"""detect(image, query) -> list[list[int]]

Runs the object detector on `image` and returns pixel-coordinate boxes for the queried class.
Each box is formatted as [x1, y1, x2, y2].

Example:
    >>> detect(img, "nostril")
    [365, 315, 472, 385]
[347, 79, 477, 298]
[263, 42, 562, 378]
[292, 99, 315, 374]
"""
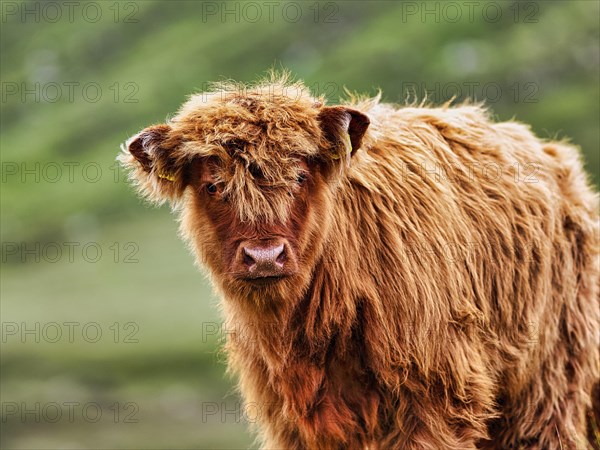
[275, 248, 286, 266]
[242, 249, 256, 268]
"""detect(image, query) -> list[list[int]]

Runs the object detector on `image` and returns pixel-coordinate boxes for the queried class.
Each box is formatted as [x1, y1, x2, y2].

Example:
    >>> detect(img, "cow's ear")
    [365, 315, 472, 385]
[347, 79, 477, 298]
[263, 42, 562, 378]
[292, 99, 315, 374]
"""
[118, 124, 189, 205]
[317, 106, 370, 164]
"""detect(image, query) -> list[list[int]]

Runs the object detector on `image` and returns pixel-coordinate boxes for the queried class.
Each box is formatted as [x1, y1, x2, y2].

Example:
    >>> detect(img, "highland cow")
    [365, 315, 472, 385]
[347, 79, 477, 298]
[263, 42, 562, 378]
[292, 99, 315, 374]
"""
[120, 74, 599, 450]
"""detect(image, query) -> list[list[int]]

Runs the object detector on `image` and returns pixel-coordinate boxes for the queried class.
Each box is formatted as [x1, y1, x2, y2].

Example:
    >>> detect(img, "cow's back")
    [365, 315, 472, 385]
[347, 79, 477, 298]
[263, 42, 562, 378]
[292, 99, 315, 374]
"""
[342, 102, 599, 394]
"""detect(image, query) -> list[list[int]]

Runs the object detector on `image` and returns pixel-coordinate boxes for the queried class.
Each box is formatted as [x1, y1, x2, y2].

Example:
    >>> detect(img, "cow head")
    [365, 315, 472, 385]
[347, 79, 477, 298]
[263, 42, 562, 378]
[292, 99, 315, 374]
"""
[119, 78, 370, 310]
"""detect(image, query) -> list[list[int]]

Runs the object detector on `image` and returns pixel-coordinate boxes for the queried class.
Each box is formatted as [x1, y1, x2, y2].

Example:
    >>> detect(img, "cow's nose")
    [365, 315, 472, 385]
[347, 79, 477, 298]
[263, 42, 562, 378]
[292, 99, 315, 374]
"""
[233, 238, 298, 280]
[242, 243, 286, 274]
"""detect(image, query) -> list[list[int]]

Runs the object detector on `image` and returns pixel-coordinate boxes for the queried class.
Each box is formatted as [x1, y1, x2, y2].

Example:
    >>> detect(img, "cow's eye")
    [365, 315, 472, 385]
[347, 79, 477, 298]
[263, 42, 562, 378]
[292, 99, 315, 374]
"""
[206, 183, 218, 194]
[297, 173, 307, 185]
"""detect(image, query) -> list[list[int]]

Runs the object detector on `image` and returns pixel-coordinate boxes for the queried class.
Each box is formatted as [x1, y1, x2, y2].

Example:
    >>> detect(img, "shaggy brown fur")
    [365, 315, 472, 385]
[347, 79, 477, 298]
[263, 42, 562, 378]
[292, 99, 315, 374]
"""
[120, 73, 599, 450]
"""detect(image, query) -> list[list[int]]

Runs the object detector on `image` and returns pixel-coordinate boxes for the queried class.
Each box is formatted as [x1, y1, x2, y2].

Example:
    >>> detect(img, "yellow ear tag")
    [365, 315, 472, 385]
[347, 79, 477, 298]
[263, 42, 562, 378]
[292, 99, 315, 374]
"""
[157, 171, 176, 182]
[332, 133, 352, 160]
[345, 132, 352, 155]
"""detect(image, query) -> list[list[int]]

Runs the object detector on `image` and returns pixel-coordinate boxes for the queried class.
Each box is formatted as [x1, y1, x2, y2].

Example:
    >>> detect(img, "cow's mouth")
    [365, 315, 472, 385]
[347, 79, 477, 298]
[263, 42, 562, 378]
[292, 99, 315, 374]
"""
[244, 275, 288, 286]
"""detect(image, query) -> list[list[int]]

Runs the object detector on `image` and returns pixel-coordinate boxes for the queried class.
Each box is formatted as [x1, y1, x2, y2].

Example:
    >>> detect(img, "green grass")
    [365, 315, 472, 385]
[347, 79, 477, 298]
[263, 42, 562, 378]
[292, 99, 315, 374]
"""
[1, 214, 255, 449]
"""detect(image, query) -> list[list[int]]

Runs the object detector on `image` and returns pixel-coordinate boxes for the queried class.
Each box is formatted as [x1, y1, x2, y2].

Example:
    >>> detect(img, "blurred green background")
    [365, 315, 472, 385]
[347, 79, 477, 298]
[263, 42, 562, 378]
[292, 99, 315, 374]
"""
[1, 1, 598, 448]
